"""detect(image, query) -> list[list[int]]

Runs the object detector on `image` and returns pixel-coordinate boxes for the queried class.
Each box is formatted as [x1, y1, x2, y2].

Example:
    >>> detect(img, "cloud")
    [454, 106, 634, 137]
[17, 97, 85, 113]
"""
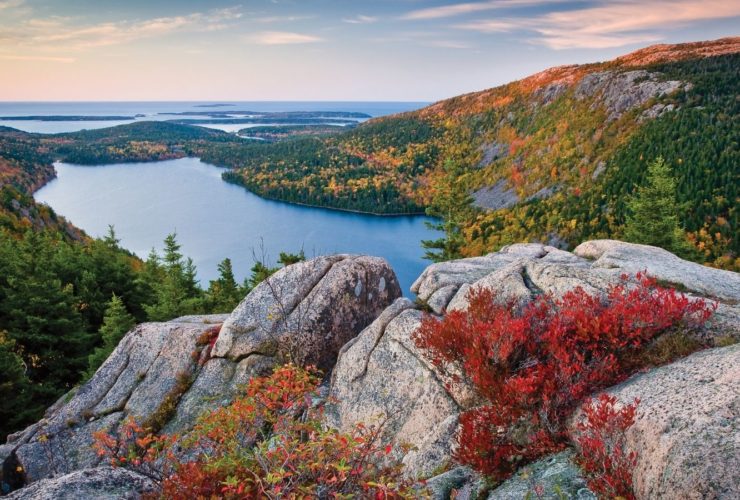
[0, 54, 75, 63]
[425, 40, 474, 49]
[0, 6, 242, 50]
[401, 0, 559, 21]
[250, 15, 314, 24]
[454, 20, 519, 33]
[0, 0, 24, 10]
[249, 31, 323, 45]
[343, 15, 378, 24]
[455, 0, 740, 49]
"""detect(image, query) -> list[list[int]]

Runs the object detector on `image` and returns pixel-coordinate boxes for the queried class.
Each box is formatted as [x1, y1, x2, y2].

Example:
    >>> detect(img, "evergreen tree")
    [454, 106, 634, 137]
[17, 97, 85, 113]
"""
[144, 233, 203, 321]
[103, 224, 120, 249]
[422, 160, 474, 262]
[0, 333, 33, 440]
[85, 294, 135, 379]
[624, 157, 694, 257]
[278, 250, 305, 266]
[0, 233, 92, 400]
[206, 258, 244, 313]
[245, 261, 278, 292]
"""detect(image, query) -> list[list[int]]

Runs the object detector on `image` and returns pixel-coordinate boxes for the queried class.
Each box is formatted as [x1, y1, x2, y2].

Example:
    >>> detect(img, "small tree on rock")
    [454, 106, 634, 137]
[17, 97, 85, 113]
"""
[86, 293, 135, 379]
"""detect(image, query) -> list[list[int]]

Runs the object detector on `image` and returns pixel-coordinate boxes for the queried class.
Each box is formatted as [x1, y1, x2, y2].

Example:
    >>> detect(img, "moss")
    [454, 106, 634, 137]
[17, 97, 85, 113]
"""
[714, 335, 738, 348]
[142, 370, 195, 434]
[632, 330, 703, 367]
[414, 297, 433, 313]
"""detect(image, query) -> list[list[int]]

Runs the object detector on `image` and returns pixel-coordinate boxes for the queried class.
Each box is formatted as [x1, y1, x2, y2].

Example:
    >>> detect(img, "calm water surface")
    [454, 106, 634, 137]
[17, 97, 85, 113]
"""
[34, 158, 438, 294]
[0, 101, 427, 133]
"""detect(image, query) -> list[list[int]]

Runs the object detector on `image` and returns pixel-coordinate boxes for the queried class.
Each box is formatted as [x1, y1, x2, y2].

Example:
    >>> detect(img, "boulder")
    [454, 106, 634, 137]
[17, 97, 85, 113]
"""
[570, 344, 740, 500]
[2, 254, 400, 494]
[6, 467, 155, 500]
[488, 451, 595, 500]
[325, 298, 466, 479]
[574, 240, 740, 302]
[213, 254, 401, 370]
[330, 241, 740, 487]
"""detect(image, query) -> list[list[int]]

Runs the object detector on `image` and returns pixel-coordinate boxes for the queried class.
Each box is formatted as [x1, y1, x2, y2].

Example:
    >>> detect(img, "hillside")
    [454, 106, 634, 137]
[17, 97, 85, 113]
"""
[215, 37, 738, 267]
[1, 39, 735, 265]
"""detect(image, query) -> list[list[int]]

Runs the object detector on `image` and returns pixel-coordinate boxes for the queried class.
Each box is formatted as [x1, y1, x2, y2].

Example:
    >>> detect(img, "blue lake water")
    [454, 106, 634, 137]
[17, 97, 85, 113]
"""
[0, 101, 427, 133]
[34, 158, 439, 294]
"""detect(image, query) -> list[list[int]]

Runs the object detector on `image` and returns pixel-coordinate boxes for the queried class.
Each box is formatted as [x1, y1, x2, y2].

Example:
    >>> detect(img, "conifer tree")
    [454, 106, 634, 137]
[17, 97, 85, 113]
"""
[85, 294, 135, 379]
[0, 333, 33, 440]
[422, 160, 474, 262]
[624, 157, 694, 257]
[145, 233, 204, 321]
[206, 258, 244, 313]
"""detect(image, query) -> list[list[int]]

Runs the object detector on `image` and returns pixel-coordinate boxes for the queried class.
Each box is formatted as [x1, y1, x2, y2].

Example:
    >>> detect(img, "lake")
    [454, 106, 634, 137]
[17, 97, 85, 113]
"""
[34, 158, 439, 294]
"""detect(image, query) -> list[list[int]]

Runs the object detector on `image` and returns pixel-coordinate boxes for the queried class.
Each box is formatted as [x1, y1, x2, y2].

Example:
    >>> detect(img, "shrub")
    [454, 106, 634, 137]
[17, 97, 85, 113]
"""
[575, 395, 639, 500]
[94, 364, 414, 499]
[412, 274, 713, 480]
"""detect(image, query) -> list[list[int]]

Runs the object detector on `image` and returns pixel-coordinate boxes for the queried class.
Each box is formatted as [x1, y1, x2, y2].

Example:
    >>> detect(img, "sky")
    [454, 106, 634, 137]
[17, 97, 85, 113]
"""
[0, 0, 738, 101]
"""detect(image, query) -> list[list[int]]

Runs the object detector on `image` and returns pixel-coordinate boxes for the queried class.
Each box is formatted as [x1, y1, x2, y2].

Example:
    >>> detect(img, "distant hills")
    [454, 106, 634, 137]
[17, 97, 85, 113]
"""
[0, 37, 737, 268]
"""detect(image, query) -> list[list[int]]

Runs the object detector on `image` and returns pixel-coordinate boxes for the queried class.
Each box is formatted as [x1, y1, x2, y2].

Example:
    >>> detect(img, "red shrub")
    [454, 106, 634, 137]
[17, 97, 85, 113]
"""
[576, 394, 639, 500]
[413, 274, 713, 479]
[94, 364, 414, 499]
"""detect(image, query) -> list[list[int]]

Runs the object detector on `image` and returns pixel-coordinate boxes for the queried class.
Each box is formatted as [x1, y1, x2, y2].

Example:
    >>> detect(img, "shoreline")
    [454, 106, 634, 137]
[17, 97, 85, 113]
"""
[38, 156, 432, 219]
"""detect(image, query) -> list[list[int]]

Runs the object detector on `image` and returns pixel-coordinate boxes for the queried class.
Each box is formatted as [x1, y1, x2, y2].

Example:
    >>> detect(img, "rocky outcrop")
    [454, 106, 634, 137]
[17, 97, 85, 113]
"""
[471, 179, 519, 211]
[477, 141, 508, 168]
[213, 254, 400, 370]
[2, 255, 400, 495]
[570, 344, 740, 500]
[574, 70, 688, 121]
[5, 242, 739, 499]
[488, 451, 595, 500]
[5, 467, 155, 500]
[574, 240, 740, 302]
[328, 240, 740, 485]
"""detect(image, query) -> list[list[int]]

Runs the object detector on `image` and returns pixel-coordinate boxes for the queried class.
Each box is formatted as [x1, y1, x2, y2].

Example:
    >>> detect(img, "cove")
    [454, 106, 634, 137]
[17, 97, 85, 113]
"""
[34, 157, 439, 294]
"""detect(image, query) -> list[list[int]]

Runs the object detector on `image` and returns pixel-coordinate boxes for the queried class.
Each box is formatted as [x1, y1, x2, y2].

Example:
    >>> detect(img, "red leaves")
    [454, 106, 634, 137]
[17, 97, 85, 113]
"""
[576, 395, 639, 500]
[413, 274, 714, 481]
[94, 364, 413, 499]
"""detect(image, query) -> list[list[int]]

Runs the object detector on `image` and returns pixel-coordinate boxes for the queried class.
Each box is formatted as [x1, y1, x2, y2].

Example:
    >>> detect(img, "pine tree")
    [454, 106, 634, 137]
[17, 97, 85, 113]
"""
[206, 258, 244, 313]
[0, 333, 33, 440]
[624, 157, 694, 257]
[422, 160, 474, 262]
[103, 224, 120, 249]
[278, 250, 305, 266]
[144, 233, 203, 321]
[85, 294, 135, 379]
[245, 261, 278, 291]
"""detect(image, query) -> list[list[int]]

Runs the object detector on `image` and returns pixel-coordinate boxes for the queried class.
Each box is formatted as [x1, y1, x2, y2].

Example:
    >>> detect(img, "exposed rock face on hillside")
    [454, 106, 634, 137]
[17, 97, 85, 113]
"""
[574, 70, 687, 121]
[328, 240, 740, 491]
[1, 255, 400, 495]
[472, 179, 520, 210]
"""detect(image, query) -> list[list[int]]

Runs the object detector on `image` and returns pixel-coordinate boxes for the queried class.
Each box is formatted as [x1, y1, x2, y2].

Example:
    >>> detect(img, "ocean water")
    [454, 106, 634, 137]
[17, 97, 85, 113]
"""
[34, 158, 439, 295]
[0, 101, 426, 133]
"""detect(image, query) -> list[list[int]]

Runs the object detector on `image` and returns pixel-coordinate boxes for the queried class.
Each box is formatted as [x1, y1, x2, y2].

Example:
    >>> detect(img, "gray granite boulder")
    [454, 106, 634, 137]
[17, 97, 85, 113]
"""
[570, 344, 740, 500]
[2, 254, 400, 495]
[488, 451, 595, 500]
[213, 254, 401, 370]
[6, 467, 155, 500]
